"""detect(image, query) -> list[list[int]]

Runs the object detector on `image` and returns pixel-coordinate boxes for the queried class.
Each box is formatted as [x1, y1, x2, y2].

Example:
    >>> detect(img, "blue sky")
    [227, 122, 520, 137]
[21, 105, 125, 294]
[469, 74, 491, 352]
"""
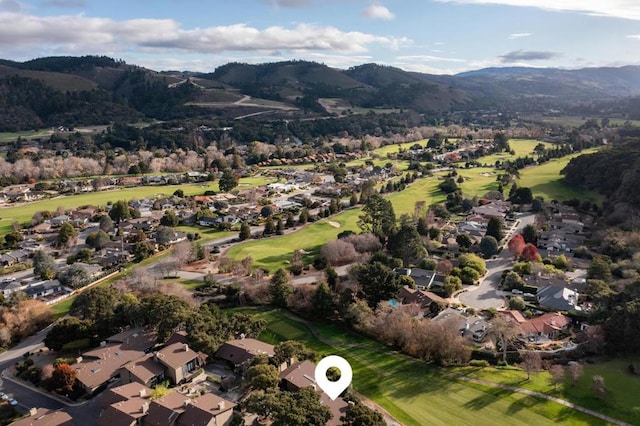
[1, 0, 640, 74]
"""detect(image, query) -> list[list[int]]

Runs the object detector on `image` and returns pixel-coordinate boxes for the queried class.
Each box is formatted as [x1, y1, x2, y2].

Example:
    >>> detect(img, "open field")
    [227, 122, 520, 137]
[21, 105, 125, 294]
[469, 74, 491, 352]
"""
[475, 139, 552, 166]
[231, 308, 609, 426]
[0, 176, 274, 236]
[226, 209, 361, 272]
[0, 130, 53, 143]
[454, 358, 640, 426]
[521, 115, 640, 128]
[517, 149, 601, 202]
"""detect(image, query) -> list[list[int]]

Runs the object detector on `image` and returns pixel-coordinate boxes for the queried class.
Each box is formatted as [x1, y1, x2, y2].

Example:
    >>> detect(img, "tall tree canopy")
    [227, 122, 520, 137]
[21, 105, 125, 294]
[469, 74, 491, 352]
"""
[357, 194, 396, 242]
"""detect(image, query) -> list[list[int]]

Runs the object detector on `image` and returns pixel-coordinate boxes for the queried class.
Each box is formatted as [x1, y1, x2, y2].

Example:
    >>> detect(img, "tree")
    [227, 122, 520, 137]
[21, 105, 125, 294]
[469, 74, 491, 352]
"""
[246, 363, 280, 391]
[458, 253, 486, 275]
[356, 262, 401, 307]
[160, 210, 179, 227]
[491, 315, 520, 363]
[133, 241, 155, 260]
[219, 167, 239, 192]
[508, 296, 526, 311]
[57, 222, 77, 248]
[276, 217, 284, 235]
[588, 256, 612, 281]
[156, 226, 176, 246]
[520, 351, 542, 380]
[109, 200, 131, 224]
[44, 317, 93, 351]
[325, 265, 339, 289]
[387, 225, 426, 267]
[521, 224, 538, 244]
[456, 233, 472, 249]
[270, 268, 292, 308]
[567, 363, 583, 386]
[443, 275, 462, 297]
[341, 401, 385, 426]
[58, 264, 90, 289]
[584, 279, 612, 300]
[549, 364, 565, 391]
[33, 250, 57, 280]
[51, 363, 76, 394]
[298, 208, 309, 224]
[239, 222, 252, 241]
[273, 340, 316, 367]
[508, 234, 525, 258]
[480, 236, 499, 257]
[486, 217, 504, 241]
[70, 286, 122, 322]
[311, 282, 335, 319]
[592, 375, 607, 399]
[357, 194, 396, 242]
[521, 243, 541, 262]
[510, 187, 533, 204]
[99, 215, 114, 233]
[263, 217, 276, 235]
[86, 230, 110, 249]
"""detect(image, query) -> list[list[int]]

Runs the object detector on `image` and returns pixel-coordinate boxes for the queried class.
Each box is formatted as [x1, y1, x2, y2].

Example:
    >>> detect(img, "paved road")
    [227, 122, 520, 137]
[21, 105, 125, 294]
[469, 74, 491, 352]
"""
[459, 213, 536, 310]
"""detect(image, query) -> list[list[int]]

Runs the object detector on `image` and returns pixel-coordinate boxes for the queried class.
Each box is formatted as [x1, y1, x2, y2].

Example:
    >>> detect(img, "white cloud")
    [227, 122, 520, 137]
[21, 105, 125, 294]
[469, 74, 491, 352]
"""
[627, 35, 640, 40]
[362, 3, 395, 20]
[0, 12, 411, 55]
[396, 54, 466, 63]
[436, 0, 640, 21]
[508, 32, 532, 39]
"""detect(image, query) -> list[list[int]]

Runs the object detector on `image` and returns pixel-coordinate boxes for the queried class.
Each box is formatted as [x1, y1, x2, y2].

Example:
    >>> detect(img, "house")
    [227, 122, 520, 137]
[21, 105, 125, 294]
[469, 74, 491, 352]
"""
[11, 408, 74, 426]
[154, 342, 208, 385]
[397, 286, 446, 312]
[537, 285, 581, 311]
[519, 312, 572, 343]
[119, 353, 166, 388]
[22, 280, 66, 301]
[395, 268, 436, 289]
[434, 308, 489, 342]
[0, 250, 30, 267]
[143, 392, 187, 426]
[198, 216, 218, 227]
[177, 393, 236, 426]
[216, 338, 275, 367]
[279, 360, 349, 426]
[30, 222, 53, 234]
[49, 215, 71, 227]
[472, 200, 510, 219]
[98, 382, 152, 426]
[74, 328, 156, 395]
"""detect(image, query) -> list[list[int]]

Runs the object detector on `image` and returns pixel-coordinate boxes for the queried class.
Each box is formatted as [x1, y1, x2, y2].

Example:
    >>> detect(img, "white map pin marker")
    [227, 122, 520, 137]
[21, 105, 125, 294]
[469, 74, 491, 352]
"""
[314, 355, 353, 400]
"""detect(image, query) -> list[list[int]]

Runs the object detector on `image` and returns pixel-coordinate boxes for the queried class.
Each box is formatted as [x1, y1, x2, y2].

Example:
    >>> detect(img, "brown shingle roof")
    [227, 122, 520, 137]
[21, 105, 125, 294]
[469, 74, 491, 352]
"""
[143, 392, 188, 426]
[177, 394, 236, 426]
[280, 360, 317, 391]
[98, 399, 149, 426]
[156, 343, 203, 370]
[11, 409, 74, 426]
[122, 353, 166, 384]
[99, 382, 151, 410]
[216, 338, 275, 365]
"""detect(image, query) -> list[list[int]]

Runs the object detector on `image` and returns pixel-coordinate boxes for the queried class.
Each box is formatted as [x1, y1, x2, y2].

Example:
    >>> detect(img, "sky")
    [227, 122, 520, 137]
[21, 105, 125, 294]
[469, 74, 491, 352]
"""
[1, 0, 640, 74]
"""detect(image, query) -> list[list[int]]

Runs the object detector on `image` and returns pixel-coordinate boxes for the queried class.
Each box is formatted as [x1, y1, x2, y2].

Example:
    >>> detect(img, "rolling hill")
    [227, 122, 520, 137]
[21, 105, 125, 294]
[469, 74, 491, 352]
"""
[3, 55, 640, 131]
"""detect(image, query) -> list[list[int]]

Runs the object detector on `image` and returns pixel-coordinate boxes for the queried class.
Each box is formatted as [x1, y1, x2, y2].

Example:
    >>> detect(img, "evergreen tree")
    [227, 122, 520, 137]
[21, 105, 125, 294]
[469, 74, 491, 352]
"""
[357, 194, 396, 242]
[239, 222, 252, 241]
[270, 268, 292, 308]
[486, 217, 504, 241]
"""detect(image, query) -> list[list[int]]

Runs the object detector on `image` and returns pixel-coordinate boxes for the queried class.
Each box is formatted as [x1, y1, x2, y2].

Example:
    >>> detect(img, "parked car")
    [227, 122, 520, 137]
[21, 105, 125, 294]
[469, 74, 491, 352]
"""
[1, 276, 15, 283]
[0, 392, 7, 400]
[8, 398, 17, 406]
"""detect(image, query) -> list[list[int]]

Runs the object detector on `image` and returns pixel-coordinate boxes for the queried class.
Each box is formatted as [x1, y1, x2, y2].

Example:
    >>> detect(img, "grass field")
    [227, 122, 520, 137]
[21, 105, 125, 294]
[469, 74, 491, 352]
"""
[226, 209, 361, 272]
[454, 358, 640, 426]
[231, 308, 609, 426]
[474, 139, 552, 166]
[0, 176, 273, 236]
[517, 149, 601, 202]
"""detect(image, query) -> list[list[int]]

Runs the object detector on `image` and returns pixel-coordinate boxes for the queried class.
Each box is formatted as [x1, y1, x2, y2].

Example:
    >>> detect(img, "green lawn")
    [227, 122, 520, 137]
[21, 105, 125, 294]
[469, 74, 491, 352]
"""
[230, 308, 609, 426]
[0, 176, 274, 236]
[474, 139, 552, 166]
[517, 149, 601, 202]
[453, 358, 640, 426]
[226, 209, 361, 272]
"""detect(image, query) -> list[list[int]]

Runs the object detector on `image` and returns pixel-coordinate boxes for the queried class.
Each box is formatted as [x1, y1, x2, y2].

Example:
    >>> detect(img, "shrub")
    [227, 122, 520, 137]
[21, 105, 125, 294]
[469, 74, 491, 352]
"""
[469, 360, 490, 367]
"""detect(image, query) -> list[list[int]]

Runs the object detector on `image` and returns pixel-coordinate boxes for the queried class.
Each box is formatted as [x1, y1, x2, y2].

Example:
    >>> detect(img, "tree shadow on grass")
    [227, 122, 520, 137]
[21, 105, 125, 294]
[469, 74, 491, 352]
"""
[462, 387, 512, 411]
[505, 394, 544, 415]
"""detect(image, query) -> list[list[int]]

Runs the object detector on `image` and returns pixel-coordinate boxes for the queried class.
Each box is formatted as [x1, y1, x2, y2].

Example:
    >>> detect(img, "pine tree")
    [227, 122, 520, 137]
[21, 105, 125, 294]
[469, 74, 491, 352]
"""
[269, 268, 292, 308]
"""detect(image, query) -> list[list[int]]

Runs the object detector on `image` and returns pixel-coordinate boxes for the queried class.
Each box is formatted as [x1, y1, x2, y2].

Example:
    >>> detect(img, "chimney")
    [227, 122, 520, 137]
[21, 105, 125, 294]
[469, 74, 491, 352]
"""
[184, 343, 189, 352]
[29, 407, 38, 416]
[217, 401, 225, 410]
[240, 333, 246, 340]
[184, 399, 191, 408]
[139, 388, 147, 398]
[75, 356, 83, 364]
[141, 402, 149, 414]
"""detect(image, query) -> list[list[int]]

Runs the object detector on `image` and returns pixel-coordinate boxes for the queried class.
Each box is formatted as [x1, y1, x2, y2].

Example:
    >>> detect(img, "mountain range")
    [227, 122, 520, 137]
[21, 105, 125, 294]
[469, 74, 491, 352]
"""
[2, 55, 640, 131]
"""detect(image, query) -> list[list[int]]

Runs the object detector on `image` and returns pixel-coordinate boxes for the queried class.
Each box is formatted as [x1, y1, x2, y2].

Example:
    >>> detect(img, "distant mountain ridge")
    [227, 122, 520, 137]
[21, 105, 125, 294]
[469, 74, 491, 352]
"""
[2, 55, 640, 131]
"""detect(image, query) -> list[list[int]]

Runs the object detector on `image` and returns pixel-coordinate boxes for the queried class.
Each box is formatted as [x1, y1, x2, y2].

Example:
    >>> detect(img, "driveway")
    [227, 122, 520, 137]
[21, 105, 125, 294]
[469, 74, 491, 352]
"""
[459, 212, 536, 310]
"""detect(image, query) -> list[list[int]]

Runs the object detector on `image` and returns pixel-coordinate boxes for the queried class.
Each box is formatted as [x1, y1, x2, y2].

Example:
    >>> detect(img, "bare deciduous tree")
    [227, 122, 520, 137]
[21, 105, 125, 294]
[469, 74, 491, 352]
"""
[490, 315, 520, 363]
[548, 364, 565, 391]
[567, 363, 584, 386]
[592, 375, 607, 399]
[520, 351, 542, 380]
